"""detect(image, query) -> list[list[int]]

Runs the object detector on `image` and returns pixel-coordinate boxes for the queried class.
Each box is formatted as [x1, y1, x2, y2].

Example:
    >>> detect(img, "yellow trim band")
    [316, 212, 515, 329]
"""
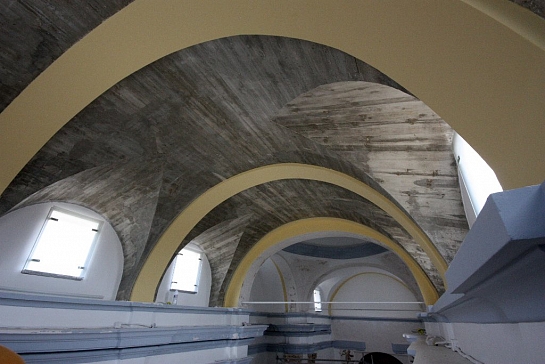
[271, 259, 289, 313]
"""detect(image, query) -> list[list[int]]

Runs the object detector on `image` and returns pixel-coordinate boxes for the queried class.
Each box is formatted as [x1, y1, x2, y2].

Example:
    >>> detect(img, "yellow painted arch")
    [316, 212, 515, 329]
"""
[131, 163, 446, 302]
[0, 0, 544, 198]
[224, 218, 439, 307]
[270, 259, 289, 313]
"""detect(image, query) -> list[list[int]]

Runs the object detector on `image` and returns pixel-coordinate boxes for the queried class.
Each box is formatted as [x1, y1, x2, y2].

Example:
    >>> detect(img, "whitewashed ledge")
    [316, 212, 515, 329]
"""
[0, 325, 266, 364]
[0, 291, 251, 328]
[0, 291, 267, 364]
[408, 340, 471, 364]
[0, 325, 268, 353]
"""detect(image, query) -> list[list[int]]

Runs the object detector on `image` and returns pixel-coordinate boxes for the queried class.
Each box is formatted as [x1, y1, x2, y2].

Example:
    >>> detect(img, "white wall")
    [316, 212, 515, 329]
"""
[0, 202, 123, 300]
[155, 243, 211, 307]
[330, 272, 421, 318]
[452, 132, 503, 227]
[247, 258, 286, 312]
[425, 321, 545, 364]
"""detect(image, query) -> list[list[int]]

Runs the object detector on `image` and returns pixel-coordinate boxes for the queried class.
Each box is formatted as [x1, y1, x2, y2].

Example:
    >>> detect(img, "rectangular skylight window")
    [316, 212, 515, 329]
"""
[22, 208, 102, 280]
[170, 248, 203, 293]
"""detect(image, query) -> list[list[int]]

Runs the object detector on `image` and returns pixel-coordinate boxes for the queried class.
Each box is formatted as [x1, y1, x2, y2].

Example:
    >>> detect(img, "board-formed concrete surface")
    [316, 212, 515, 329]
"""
[1, 1, 543, 304]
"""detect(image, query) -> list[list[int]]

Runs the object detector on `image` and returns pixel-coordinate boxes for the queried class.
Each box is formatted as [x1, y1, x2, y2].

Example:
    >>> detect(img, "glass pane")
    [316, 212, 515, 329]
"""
[171, 249, 202, 292]
[25, 209, 100, 278]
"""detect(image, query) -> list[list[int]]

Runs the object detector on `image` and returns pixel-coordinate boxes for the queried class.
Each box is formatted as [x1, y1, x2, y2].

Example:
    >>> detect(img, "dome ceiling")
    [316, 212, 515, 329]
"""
[283, 240, 388, 260]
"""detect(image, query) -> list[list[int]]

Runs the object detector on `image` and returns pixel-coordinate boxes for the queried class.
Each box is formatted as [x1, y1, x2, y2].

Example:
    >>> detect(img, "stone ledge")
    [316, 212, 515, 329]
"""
[19, 338, 257, 364]
[0, 325, 268, 354]
[408, 340, 471, 364]
[248, 340, 366, 355]
[265, 323, 331, 336]
[0, 291, 250, 315]
[432, 182, 545, 323]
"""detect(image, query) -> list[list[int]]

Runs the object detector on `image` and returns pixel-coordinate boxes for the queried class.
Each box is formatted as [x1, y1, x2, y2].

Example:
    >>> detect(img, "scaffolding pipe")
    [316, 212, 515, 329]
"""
[276, 355, 364, 363]
[276, 360, 362, 363]
[243, 301, 423, 304]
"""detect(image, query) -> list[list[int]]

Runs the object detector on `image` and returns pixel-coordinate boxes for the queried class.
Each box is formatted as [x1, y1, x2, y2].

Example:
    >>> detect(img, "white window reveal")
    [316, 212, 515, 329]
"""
[453, 133, 503, 227]
[170, 247, 203, 293]
[22, 208, 102, 280]
[314, 289, 322, 312]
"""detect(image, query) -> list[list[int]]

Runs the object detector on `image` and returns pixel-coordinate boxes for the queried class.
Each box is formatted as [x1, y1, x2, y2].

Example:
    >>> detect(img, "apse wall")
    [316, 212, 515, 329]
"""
[0, 202, 123, 300]
[329, 272, 420, 318]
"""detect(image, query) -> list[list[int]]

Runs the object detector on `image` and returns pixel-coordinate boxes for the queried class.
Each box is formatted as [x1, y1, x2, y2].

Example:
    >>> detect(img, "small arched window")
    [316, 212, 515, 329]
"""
[22, 207, 102, 280]
[313, 288, 322, 312]
[170, 246, 203, 293]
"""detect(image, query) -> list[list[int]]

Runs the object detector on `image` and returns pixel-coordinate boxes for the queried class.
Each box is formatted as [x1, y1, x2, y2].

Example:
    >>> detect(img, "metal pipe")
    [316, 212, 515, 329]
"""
[243, 301, 424, 304]
[276, 356, 363, 363]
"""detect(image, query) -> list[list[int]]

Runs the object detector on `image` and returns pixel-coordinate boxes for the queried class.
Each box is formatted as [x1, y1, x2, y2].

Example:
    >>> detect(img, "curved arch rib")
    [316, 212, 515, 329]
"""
[224, 217, 438, 307]
[131, 163, 446, 303]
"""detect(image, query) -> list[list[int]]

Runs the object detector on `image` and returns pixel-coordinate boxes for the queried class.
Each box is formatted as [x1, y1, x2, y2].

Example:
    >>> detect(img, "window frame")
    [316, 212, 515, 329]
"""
[21, 207, 102, 281]
[169, 246, 204, 294]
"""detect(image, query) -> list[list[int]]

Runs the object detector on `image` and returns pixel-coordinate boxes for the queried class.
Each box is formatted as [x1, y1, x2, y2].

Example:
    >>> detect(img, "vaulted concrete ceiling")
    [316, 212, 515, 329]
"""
[0, 1, 543, 305]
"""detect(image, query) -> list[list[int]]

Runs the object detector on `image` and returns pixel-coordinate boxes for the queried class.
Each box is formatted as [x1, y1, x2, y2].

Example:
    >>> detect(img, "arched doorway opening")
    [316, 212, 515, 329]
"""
[362, 352, 403, 364]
